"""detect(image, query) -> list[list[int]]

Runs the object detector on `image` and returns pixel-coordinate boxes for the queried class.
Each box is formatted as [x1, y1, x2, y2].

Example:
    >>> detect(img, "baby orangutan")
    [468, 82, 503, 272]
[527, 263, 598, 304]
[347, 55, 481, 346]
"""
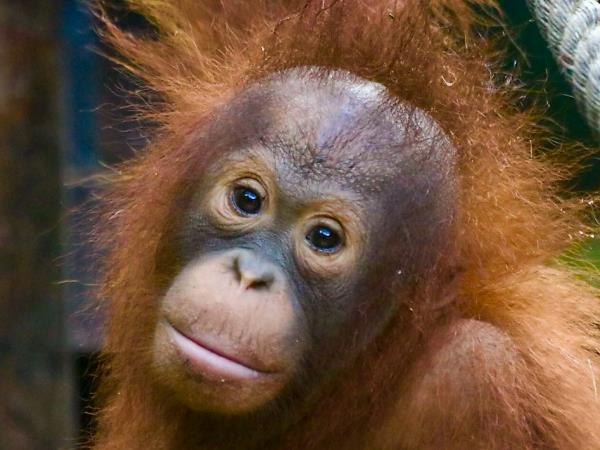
[92, 1, 600, 449]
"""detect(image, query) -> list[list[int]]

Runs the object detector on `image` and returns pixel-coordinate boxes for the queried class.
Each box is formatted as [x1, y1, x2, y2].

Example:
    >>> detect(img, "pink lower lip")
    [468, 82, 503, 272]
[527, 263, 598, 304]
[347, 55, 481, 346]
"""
[165, 323, 267, 380]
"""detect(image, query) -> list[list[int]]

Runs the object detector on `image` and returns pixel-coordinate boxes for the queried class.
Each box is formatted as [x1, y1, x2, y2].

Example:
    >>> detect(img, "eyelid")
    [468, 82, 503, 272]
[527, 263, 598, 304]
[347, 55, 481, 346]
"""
[307, 217, 344, 238]
[229, 177, 268, 216]
[312, 215, 344, 233]
[203, 174, 273, 232]
[294, 212, 360, 277]
[231, 177, 267, 200]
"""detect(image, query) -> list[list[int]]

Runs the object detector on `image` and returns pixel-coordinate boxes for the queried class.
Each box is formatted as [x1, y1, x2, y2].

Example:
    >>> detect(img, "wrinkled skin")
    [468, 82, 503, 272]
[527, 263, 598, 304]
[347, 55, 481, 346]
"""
[151, 68, 457, 418]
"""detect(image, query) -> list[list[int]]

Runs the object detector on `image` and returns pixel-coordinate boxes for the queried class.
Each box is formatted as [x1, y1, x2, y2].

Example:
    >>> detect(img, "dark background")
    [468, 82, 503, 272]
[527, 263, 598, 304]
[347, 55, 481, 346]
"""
[0, 1, 597, 449]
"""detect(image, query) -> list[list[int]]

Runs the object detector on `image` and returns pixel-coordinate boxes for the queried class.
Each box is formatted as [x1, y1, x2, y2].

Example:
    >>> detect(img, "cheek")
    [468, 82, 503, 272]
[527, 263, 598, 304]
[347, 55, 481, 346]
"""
[304, 271, 399, 362]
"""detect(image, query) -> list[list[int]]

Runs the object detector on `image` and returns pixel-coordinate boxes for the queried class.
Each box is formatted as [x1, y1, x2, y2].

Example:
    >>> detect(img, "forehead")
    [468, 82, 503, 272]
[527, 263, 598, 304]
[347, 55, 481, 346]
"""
[208, 68, 454, 196]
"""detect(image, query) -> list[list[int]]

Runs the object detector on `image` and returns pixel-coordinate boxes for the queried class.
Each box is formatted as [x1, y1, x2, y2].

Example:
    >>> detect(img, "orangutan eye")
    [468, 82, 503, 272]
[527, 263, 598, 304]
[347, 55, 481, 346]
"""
[306, 224, 343, 253]
[231, 186, 262, 216]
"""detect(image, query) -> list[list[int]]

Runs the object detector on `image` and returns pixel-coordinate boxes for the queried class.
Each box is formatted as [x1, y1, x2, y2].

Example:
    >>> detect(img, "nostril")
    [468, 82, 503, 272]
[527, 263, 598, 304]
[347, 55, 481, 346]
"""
[232, 251, 276, 290]
[246, 276, 272, 290]
[241, 269, 275, 290]
[232, 254, 242, 283]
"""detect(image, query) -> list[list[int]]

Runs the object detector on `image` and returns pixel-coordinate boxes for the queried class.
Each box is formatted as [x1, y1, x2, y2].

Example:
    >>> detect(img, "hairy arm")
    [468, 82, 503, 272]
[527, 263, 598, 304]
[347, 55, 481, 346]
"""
[376, 319, 535, 450]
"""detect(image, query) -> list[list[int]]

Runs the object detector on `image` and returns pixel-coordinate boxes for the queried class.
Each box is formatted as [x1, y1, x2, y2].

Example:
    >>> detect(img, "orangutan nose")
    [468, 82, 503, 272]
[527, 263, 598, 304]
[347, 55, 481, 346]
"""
[231, 249, 279, 290]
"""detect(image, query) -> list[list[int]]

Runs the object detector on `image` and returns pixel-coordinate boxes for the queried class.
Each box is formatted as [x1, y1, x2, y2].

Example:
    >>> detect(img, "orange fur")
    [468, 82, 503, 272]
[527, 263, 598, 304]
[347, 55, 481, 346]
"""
[92, 1, 600, 449]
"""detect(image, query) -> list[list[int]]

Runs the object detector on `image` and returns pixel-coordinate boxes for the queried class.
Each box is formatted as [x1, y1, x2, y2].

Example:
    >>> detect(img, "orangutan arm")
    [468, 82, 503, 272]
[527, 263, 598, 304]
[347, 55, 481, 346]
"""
[376, 319, 537, 450]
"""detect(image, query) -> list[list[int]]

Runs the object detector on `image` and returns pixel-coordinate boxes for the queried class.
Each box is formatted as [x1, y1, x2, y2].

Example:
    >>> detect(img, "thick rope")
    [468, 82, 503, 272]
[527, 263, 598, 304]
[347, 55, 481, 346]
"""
[528, 0, 600, 134]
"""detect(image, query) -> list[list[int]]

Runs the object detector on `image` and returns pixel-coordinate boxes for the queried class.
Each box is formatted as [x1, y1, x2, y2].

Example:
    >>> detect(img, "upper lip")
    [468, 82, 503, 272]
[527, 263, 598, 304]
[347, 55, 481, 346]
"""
[165, 320, 275, 375]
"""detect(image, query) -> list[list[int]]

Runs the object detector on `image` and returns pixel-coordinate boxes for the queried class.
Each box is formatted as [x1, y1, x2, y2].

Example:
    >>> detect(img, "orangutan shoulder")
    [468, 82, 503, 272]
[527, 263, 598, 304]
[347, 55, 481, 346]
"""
[373, 319, 527, 449]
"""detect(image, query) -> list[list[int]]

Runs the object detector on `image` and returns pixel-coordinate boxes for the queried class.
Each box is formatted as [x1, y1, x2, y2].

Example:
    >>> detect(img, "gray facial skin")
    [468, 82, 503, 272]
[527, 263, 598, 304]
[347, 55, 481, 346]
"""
[152, 67, 457, 421]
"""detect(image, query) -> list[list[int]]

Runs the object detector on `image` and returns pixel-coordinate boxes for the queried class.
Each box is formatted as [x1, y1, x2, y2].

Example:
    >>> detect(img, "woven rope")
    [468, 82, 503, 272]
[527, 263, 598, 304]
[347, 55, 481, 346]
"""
[529, 0, 600, 133]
